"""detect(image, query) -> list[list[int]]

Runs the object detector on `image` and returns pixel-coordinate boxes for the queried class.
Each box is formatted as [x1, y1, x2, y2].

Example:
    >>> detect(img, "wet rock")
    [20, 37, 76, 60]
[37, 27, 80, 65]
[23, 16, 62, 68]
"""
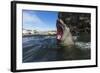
[58, 12, 91, 36]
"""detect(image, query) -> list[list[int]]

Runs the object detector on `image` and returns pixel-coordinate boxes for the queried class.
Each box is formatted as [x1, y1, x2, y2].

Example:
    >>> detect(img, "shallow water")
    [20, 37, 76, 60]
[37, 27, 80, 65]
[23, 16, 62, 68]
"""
[22, 35, 91, 63]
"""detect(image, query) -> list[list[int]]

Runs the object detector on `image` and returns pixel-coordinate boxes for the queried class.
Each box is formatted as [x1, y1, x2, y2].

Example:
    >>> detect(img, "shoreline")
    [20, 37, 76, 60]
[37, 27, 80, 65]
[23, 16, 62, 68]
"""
[23, 34, 56, 37]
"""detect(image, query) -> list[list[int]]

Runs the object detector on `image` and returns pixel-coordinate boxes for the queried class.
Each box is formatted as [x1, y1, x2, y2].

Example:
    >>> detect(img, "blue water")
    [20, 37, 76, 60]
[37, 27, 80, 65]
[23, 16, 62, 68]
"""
[22, 35, 90, 63]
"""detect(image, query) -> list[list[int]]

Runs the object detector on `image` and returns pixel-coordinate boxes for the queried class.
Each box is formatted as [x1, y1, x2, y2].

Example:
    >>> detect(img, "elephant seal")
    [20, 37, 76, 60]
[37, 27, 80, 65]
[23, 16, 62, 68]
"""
[56, 19, 74, 48]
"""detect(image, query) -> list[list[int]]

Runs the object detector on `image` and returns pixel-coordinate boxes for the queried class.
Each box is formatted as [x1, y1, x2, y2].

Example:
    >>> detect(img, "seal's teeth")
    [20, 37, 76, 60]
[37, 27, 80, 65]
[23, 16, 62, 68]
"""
[57, 35, 61, 40]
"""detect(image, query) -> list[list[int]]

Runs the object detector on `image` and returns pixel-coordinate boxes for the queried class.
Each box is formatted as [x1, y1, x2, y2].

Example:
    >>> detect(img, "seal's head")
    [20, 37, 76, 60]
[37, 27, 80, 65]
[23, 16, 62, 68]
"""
[56, 19, 74, 48]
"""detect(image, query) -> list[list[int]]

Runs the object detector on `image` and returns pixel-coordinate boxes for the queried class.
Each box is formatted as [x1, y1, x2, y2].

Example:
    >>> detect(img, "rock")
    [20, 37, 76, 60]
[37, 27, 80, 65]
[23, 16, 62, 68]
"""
[58, 12, 91, 36]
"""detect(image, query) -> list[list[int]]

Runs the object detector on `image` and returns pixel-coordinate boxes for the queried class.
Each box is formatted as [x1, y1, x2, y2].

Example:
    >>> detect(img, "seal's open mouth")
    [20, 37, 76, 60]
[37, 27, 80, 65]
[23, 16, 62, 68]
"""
[57, 22, 64, 40]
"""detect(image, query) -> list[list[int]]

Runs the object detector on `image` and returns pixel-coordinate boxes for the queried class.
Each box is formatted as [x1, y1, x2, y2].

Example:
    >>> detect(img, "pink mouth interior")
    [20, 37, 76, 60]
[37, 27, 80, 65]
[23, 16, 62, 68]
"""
[57, 24, 63, 40]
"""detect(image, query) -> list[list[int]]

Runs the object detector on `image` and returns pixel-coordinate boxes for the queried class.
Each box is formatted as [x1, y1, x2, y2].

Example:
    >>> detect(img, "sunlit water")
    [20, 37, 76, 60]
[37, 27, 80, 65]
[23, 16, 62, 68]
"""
[22, 35, 91, 63]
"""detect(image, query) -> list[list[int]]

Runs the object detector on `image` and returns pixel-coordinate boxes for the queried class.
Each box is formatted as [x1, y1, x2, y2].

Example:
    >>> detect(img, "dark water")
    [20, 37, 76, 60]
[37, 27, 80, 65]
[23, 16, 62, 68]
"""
[22, 35, 90, 63]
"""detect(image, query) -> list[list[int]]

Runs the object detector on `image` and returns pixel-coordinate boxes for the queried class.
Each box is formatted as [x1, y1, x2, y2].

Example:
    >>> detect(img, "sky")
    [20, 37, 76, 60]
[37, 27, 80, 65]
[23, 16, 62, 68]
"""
[23, 10, 58, 31]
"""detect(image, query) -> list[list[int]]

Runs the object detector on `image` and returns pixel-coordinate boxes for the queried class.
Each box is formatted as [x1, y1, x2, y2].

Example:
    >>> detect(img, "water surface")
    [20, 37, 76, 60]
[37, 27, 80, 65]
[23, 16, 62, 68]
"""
[22, 35, 90, 63]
